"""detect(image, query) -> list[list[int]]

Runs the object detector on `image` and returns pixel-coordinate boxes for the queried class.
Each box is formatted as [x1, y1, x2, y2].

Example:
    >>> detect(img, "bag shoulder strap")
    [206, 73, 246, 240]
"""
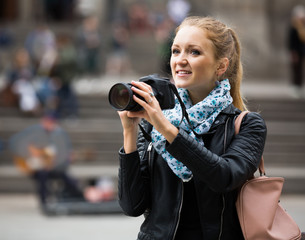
[235, 111, 266, 175]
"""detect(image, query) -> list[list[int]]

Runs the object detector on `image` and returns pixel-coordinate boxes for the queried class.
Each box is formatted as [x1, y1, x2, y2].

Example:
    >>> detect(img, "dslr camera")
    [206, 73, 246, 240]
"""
[108, 74, 175, 111]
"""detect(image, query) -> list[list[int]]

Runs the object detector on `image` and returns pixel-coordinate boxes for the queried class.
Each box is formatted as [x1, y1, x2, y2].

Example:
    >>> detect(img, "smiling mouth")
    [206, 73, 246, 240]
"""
[176, 70, 192, 75]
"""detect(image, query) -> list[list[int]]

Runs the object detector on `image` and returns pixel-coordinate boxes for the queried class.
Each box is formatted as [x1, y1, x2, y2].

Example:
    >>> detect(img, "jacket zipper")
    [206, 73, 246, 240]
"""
[172, 180, 184, 240]
[147, 142, 153, 168]
[218, 194, 225, 240]
[147, 142, 184, 240]
[218, 118, 229, 239]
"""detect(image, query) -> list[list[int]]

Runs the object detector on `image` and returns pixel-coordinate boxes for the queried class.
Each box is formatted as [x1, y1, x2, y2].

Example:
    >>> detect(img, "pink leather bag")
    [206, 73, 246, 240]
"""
[235, 111, 301, 240]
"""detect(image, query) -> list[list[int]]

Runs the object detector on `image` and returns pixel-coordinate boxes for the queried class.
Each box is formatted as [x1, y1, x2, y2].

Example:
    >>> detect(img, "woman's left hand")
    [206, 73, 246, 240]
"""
[127, 81, 178, 143]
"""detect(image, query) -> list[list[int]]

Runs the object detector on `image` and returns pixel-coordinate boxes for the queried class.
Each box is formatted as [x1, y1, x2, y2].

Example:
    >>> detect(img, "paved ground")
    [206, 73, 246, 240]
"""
[0, 194, 143, 240]
[0, 193, 304, 240]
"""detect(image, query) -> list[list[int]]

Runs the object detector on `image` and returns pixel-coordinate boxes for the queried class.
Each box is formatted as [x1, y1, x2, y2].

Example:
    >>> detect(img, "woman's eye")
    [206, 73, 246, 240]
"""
[191, 49, 200, 55]
[172, 49, 180, 54]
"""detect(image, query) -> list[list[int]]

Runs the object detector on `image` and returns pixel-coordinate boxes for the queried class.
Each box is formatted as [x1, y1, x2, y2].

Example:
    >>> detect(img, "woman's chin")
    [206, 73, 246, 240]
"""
[175, 82, 189, 89]
[174, 79, 187, 88]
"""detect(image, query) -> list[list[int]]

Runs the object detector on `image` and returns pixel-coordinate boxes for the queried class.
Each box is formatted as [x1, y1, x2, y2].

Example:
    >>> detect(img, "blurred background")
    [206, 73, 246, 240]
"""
[0, 0, 305, 239]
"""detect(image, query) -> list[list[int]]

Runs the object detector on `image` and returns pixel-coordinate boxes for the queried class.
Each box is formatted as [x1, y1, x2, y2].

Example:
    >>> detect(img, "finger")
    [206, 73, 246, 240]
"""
[131, 80, 153, 92]
[135, 82, 155, 98]
[126, 109, 144, 119]
[131, 81, 155, 103]
[133, 94, 153, 110]
[131, 86, 154, 104]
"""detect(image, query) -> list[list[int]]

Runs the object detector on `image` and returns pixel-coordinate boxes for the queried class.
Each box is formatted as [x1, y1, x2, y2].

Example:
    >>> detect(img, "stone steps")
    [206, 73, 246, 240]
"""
[0, 95, 305, 194]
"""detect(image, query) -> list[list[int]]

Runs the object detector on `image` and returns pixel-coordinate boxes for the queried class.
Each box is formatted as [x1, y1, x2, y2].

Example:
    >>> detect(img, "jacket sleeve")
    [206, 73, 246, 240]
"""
[118, 148, 150, 216]
[166, 112, 267, 193]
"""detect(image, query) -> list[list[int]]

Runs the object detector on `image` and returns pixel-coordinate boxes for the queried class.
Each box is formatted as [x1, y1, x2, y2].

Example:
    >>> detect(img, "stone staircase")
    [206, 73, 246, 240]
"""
[246, 98, 305, 194]
[0, 93, 305, 194]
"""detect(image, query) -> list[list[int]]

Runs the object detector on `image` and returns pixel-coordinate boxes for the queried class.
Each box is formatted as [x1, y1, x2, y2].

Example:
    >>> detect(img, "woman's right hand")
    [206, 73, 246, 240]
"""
[118, 110, 140, 153]
[118, 110, 140, 131]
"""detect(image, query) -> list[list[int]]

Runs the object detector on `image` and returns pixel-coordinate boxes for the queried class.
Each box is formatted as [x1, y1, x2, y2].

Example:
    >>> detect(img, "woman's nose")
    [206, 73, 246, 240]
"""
[176, 55, 188, 65]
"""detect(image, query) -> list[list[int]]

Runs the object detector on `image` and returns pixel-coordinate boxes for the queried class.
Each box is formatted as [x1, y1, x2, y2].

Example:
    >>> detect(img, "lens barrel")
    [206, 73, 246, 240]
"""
[108, 83, 140, 111]
[109, 74, 175, 111]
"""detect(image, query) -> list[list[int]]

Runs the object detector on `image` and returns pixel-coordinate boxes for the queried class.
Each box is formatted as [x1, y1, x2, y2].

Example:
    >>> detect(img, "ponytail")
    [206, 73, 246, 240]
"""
[226, 28, 247, 111]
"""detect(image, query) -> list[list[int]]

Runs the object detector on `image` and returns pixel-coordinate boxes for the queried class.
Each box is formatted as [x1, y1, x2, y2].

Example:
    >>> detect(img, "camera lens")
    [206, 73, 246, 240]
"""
[108, 83, 133, 110]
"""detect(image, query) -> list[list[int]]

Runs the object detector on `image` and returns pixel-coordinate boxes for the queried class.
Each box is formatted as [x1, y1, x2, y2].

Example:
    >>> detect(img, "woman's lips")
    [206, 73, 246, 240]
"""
[176, 70, 192, 77]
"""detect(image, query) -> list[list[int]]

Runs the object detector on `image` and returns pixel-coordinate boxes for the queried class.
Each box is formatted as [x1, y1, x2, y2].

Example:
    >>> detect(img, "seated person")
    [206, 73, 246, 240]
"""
[10, 114, 83, 206]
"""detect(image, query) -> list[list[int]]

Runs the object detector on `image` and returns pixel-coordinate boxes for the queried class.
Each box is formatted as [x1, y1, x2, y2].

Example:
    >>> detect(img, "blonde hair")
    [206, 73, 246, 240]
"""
[176, 16, 247, 110]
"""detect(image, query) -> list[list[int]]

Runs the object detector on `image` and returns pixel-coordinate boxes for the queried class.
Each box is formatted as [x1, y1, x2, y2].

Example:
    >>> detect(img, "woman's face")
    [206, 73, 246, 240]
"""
[170, 26, 219, 101]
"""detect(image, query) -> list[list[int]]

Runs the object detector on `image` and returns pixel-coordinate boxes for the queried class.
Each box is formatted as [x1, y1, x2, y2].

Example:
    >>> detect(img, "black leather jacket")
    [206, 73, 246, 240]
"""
[118, 104, 267, 240]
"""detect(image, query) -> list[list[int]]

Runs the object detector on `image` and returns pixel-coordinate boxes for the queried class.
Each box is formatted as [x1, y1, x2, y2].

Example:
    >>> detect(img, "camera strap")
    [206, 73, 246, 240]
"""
[138, 84, 201, 142]
[139, 122, 152, 142]
[169, 85, 201, 138]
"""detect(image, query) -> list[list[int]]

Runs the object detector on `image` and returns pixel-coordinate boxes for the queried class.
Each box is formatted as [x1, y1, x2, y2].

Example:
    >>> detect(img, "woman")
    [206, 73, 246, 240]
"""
[117, 16, 267, 240]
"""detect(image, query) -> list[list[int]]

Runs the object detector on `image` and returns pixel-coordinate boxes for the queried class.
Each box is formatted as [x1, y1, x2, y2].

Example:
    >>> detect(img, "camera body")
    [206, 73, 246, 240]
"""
[108, 74, 176, 111]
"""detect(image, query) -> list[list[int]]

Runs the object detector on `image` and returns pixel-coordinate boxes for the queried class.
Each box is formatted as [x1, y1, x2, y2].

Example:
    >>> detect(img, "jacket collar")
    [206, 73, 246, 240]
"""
[208, 104, 240, 131]
[222, 103, 240, 115]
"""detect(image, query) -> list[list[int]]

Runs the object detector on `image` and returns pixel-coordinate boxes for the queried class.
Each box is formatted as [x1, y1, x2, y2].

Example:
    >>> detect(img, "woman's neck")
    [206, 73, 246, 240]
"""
[188, 89, 210, 105]
[188, 82, 216, 104]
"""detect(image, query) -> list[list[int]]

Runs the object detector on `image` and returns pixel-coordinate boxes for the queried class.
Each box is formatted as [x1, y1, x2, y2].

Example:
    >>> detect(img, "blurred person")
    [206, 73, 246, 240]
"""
[1, 48, 40, 115]
[0, 25, 13, 47]
[1, 48, 30, 108]
[0, 24, 14, 72]
[25, 23, 57, 73]
[127, 3, 151, 34]
[12, 77, 41, 116]
[117, 16, 266, 239]
[167, 0, 191, 25]
[35, 74, 57, 116]
[9, 114, 83, 207]
[288, 5, 305, 98]
[76, 15, 102, 75]
[48, 34, 79, 119]
[105, 22, 132, 76]
[154, 17, 175, 77]
[84, 176, 115, 203]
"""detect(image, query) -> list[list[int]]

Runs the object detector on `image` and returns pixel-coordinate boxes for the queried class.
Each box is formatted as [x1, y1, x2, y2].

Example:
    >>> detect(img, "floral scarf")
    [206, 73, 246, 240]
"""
[150, 79, 232, 181]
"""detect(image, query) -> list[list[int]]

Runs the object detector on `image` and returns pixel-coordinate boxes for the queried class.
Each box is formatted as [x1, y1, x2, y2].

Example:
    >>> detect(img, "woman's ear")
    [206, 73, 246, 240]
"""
[216, 58, 229, 77]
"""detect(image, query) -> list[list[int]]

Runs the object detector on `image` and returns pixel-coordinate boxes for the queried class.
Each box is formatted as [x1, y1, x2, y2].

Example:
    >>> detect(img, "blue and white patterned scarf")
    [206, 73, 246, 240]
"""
[150, 79, 232, 182]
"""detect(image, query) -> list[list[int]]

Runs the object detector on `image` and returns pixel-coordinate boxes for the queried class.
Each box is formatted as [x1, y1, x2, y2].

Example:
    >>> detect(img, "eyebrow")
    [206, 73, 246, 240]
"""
[171, 43, 203, 50]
